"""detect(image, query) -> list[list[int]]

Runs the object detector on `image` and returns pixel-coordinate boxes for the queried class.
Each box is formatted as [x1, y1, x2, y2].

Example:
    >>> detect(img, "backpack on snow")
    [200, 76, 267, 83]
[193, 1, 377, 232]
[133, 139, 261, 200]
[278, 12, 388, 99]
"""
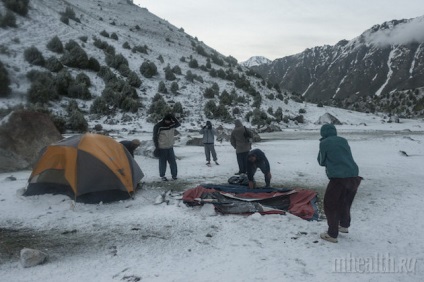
[228, 174, 249, 186]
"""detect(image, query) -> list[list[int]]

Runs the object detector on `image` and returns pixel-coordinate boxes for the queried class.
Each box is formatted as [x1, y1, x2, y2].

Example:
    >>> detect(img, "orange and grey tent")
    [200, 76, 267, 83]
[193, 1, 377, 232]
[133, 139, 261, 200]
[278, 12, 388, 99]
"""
[25, 133, 144, 203]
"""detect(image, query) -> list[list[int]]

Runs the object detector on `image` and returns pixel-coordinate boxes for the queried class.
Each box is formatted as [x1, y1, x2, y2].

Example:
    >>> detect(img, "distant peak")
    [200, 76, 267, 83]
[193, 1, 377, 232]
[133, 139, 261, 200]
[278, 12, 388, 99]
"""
[240, 56, 271, 67]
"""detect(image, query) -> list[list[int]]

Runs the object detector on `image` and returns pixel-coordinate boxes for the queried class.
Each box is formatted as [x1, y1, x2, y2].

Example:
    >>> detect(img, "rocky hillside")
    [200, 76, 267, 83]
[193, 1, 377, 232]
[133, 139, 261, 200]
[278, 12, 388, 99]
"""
[0, 0, 304, 134]
[252, 16, 424, 117]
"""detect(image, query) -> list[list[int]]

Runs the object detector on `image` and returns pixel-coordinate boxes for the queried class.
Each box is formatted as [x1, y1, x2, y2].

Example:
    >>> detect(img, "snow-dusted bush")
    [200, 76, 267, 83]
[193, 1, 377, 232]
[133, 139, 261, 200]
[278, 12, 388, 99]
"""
[67, 83, 91, 100]
[188, 58, 198, 68]
[54, 69, 74, 96]
[172, 102, 183, 115]
[170, 81, 179, 93]
[139, 61, 157, 78]
[67, 110, 88, 132]
[203, 87, 215, 99]
[26, 71, 57, 104]
[127, 71, 141, 88]
[2, 0, 30, 16]
[79, 36, 88, 43]
[100, 30, 110, 38]
[60, 41, 89, 69]
[172, 65, 182, 75]
[46, 36, 64, 53]
[0, 10, 17, 28]
[131, 45, 148, 54]
[24, 46, 45, 66]
[121, 97, 139, 113]
[87, 57, 100, 72]
[75, 73, 91, 87]
[204, 100, 217, 119]
[0, 60, 11, 97]
[164, 66, 176, 81]
[110, 32, 118, 40]
[105, 53, 128, 70]
[45, 56, 63, 72]
[90, 97, 109, 114]
[148, 94, 171, 120]
[158, 81, 167, 94]
[122, 41, 131, 49]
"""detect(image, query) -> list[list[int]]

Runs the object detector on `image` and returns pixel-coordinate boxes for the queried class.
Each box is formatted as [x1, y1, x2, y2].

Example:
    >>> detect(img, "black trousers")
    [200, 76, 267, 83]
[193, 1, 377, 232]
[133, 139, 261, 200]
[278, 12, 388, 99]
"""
[236, 151, 249, 173]
[324, 177, 362, 238]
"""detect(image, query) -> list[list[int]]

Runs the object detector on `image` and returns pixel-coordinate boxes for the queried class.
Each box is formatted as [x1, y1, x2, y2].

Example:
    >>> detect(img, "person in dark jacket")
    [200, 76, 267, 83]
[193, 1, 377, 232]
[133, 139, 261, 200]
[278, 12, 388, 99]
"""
[317, 123, 362, 243]
[120, 139, 141, 157]
[199, 121, 219, 165]
[230, 119, 252, 174]
[246, 148, 271, 189]
[153, 114, 180, 181]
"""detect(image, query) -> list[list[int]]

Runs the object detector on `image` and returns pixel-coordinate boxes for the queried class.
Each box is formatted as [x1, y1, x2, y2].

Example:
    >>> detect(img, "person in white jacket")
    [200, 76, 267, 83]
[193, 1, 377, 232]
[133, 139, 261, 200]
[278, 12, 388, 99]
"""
[199, 121, 219, 165]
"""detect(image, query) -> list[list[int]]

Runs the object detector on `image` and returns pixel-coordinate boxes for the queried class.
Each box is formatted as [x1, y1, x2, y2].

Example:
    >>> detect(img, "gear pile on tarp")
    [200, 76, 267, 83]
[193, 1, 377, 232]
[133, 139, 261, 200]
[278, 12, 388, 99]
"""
[182, 184, 319, 220]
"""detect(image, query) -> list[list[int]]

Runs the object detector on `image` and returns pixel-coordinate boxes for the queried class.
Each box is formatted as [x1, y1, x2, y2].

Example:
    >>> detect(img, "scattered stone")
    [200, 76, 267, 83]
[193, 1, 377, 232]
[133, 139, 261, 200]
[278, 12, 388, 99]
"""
[315, 113, 342, 125]
[5, 175, 17, 181]
[20, 248, 48, 268]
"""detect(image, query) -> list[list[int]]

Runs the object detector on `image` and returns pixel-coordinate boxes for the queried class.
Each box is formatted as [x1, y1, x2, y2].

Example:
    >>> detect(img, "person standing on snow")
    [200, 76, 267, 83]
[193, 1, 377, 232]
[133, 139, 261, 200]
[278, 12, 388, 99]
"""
[246, 148, 271, 189]
[153, 113, 180, 181]
[230, 119, 253, 175]
[317, 123, 362, 243]
[199, 121, 219, 165]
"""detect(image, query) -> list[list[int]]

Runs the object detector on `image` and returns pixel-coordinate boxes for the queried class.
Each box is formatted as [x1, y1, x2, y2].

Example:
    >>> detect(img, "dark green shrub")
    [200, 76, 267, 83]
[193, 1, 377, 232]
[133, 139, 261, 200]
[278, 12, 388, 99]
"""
[123, 41, 131, 49]
[188, 58, 198, 68]
[299, 108, 306, 114]
[98, 66, 116, 83]
[46, 36, 64, 53]
[121, 97, 139, 113]
[164, 66, 176, 81]
[2, 0, 30, 16]
[158, 81, 167, 94]
[45, 56, 63, 72]
[87, 57, 100, 72]
[170, 81, 179, 93]
[219, 90, 232, 105]
[60, 15, 69, 25]
[79, 36, 88, 43]
[24, 46, 45, 66]
[100, 30, 109, 37]
[67, 83, 91, 100]
[157, 55, 164, 63]
[60, 41, 89, 69]
[67, 110, 88, 132]
[110, 32, 118, 40]
[185, 70, 194, 82]
[0, 10, 17, 28]
[203, 87, 215, 99]
[75, 73, 91, 87]
[139, 61, 157, 78]
[132, 45, 148, 54]
[26, 71, 58, 103]
[90, 97, 109, 114]
[172, 102, 183, 115]
[204, 100, 217, 119]
[54, 69, 74, 96]
[172, 65, 182, 75]
[106, 53, 128, 70]
[148, 95, 171, 120]
[0, 60, 11, 97]
[127, 71, 141, 88]
[196, 45, 208, 57]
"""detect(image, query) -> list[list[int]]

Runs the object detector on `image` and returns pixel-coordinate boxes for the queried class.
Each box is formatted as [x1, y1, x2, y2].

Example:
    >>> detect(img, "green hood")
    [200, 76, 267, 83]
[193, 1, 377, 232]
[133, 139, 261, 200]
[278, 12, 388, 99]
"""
[320, 124, 337, 140]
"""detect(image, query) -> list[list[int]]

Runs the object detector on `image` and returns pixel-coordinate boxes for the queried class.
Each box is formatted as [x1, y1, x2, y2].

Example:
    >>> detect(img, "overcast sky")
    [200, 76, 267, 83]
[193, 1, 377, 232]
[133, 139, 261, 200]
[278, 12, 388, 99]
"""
[134, 0, 424, 62]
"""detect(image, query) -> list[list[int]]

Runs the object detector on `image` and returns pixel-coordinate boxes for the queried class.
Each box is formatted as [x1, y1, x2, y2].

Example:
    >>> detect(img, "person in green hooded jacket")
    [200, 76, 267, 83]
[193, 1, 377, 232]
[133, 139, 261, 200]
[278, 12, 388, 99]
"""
[317, 123, 362, 243]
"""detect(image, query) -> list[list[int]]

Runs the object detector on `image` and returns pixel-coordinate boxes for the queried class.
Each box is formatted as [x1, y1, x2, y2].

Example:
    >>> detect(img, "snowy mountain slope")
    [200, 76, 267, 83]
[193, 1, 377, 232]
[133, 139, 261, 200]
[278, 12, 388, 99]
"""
[251, 16, 424, 117]
[1, 0, 297, 133]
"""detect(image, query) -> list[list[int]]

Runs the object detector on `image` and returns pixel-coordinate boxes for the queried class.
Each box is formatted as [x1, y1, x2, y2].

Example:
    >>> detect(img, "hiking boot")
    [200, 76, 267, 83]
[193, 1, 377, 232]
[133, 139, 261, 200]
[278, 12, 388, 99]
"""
[172, 176, 178, 180]
[339, 226, 349, 233]
[214, 161, 219, 165]
[235, 172, 241, 175]
[206, 162, 211, 165]
[161, 176, 168, 181]
[320, 232, 338, 243]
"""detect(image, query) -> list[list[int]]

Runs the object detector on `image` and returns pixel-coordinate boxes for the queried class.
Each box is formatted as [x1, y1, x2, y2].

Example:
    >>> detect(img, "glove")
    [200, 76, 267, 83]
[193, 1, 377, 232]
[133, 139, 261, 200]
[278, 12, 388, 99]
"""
[153, 148, 160, 158]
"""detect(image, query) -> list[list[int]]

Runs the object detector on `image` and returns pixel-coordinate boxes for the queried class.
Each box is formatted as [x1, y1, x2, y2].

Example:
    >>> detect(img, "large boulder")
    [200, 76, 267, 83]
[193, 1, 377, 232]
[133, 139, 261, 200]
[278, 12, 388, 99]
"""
[315, 113, 342, 125]
[0, 110, 62, 172]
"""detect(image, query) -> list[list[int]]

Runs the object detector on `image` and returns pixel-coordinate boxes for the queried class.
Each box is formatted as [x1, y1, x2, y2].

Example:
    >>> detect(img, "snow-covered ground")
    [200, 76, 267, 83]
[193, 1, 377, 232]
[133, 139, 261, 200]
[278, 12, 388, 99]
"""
[1, 114, 423, 282]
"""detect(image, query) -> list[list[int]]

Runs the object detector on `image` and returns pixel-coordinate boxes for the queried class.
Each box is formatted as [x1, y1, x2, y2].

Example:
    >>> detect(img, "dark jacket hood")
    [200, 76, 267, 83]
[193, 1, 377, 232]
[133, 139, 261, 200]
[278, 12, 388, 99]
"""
[320, 124, 337, 140]
[234, 119, 243, 128]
